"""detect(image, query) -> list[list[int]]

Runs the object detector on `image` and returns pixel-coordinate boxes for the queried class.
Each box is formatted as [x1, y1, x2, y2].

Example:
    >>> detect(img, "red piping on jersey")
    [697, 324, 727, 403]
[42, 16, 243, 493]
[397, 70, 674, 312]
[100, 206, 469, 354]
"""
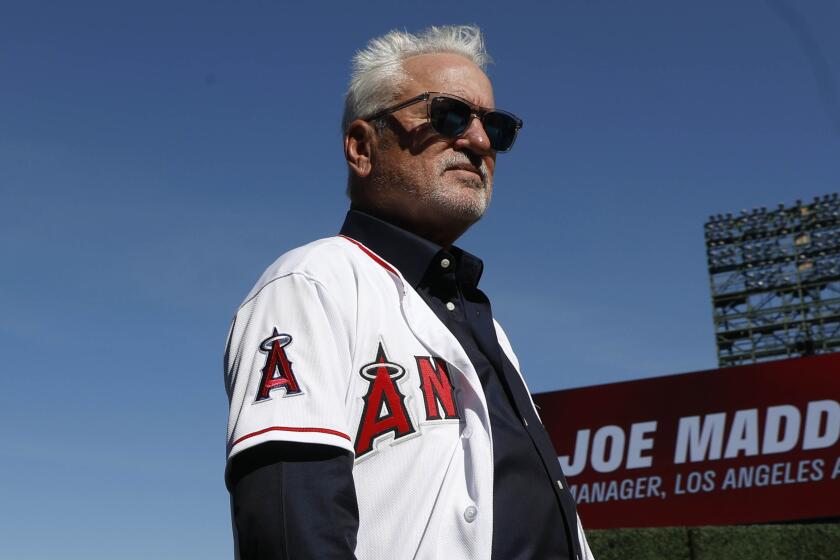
[231, 426, 352, 448]
[339, 235, 399, 276]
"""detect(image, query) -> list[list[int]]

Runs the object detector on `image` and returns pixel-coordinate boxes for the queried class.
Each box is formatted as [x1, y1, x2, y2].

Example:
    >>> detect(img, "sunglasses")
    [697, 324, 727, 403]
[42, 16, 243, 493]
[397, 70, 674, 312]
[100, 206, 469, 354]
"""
[364, 92, 523, 152]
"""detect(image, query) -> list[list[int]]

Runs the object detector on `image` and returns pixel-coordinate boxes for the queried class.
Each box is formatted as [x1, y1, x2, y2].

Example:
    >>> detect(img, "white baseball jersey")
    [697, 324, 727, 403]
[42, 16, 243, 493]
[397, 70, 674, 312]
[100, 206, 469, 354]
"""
[225, 234, 593, 560]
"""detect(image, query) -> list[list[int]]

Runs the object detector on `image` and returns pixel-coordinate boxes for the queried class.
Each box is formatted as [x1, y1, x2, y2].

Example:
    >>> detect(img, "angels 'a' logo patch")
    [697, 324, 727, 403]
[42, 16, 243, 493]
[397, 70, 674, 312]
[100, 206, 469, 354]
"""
[255, 328, 302, 402]
[354, 343, 416, 458]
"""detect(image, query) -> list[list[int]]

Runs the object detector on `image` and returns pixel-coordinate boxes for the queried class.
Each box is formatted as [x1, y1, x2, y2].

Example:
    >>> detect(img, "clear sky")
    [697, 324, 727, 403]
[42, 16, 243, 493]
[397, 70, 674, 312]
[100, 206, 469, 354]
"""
[2, 1, 839, 558]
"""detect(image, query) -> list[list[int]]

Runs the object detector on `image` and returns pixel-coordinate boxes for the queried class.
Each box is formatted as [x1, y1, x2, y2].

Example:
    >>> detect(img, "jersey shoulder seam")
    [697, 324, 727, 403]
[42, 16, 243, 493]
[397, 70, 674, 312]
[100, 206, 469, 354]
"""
[238, 271, 331, 311]
[238, 236, 363, 310]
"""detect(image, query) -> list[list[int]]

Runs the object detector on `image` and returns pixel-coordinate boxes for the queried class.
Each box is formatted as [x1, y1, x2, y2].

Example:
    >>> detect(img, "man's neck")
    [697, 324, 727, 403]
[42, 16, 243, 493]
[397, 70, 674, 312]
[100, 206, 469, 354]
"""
[348, 203, 469, 248]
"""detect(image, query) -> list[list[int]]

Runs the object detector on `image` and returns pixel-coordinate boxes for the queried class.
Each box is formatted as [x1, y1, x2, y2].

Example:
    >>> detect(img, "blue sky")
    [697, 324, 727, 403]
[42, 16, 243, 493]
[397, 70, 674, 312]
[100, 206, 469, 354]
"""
[2, 1, 839, 558]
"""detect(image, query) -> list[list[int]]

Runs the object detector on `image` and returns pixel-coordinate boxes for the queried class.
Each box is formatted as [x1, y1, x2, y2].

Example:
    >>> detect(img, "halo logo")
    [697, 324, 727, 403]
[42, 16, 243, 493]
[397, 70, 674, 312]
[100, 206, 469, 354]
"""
[355, 343, 416, 457]
[255, 328, 302, 402]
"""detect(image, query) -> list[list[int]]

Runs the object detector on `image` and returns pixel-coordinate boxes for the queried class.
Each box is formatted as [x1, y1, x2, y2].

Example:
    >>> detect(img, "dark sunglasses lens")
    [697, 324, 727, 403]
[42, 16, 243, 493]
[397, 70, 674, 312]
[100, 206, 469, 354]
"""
[482, 111, 519, 151]
[430, 97, 471, 138]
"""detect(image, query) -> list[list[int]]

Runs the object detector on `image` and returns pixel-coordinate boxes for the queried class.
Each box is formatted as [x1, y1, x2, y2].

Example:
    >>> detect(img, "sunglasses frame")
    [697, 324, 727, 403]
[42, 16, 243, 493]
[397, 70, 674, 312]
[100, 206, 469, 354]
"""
[364, 91, 523, 152]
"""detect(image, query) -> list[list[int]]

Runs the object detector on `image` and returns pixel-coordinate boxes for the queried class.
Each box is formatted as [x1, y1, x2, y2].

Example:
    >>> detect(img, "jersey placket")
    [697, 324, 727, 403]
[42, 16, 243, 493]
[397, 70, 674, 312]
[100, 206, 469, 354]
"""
[421, 252, 579, 560]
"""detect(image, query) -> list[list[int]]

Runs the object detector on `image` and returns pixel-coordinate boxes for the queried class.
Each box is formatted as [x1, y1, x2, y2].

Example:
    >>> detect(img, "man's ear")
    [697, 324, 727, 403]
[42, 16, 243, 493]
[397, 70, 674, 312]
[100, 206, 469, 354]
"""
[344, 120, 379, 179]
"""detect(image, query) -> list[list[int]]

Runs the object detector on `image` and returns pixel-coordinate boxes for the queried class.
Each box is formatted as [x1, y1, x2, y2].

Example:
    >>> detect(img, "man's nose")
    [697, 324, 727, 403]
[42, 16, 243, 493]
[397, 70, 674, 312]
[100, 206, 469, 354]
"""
[453, 116, 493, 156]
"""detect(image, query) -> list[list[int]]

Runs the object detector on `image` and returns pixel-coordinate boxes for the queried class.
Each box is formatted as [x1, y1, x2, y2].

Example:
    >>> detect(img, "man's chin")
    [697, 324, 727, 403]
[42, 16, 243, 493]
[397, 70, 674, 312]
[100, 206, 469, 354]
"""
[433, 193, 489, 224]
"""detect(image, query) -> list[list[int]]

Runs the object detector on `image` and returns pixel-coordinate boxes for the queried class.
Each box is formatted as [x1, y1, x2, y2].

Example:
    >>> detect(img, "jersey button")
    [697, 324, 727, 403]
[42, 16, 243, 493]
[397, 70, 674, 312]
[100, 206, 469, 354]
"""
[446, 301, 456, 311]
[440, 258, 451, 269]
[463, 506, 478, 523]
[462, 426, 473, 438]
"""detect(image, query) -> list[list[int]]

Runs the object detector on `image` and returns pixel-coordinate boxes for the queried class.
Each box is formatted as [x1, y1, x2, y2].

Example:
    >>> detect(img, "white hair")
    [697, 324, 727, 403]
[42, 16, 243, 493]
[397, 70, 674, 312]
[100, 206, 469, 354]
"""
[341, 25, 491, 132]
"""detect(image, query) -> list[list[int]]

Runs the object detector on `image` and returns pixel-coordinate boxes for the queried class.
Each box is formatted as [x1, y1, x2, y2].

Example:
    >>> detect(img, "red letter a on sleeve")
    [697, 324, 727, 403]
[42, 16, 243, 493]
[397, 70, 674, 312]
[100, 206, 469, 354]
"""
[255, 328, 302, 402]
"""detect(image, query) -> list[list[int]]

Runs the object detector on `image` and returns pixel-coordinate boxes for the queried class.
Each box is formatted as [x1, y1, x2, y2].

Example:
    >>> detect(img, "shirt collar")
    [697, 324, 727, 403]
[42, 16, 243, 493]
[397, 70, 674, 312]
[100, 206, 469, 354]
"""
[339, 209, 484, 289]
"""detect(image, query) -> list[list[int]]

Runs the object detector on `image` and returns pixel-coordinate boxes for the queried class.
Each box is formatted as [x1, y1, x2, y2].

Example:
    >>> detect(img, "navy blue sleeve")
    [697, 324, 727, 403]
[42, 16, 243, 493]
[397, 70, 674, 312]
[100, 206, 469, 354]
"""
[228, 442, 359, 560]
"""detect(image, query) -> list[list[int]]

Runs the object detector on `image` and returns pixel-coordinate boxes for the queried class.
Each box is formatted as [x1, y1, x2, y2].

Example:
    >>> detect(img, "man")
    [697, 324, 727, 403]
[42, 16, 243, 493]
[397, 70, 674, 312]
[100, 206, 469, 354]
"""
[224, 25, 593, 560]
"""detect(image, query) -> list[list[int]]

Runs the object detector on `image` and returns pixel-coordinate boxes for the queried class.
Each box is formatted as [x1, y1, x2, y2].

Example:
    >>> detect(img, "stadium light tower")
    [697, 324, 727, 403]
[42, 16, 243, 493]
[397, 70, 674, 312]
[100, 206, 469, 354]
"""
[704, 194, 840, 367]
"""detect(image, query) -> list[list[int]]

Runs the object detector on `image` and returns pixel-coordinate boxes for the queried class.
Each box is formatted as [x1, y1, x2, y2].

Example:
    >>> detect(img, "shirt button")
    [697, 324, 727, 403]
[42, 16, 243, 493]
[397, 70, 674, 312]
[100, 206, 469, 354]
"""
[463, 506, 478, 523]
[446, 301, 456, 311]
[462, 426, 473, 438]
[440, 258, 451, 269]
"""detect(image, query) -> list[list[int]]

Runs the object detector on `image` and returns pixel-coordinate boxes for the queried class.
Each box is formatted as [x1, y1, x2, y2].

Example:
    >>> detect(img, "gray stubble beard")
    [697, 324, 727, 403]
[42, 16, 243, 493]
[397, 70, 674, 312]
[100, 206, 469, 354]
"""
[366, 151, 494, 227]
[429, 153, 493, 224]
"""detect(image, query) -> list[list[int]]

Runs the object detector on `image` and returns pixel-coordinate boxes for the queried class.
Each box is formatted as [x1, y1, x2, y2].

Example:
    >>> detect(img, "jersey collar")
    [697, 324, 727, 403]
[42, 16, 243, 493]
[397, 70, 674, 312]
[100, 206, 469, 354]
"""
[339, 210, 484, 289]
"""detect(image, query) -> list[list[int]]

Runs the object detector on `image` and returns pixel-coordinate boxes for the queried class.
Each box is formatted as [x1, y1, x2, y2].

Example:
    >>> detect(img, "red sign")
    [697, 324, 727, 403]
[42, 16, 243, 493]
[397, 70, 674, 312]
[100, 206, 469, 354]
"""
[533, 354, 840, 528]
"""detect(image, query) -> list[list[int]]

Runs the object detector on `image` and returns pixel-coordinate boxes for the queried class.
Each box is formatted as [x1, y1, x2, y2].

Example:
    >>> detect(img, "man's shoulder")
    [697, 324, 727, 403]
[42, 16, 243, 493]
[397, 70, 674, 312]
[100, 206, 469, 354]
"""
[242, 235, 385, 303]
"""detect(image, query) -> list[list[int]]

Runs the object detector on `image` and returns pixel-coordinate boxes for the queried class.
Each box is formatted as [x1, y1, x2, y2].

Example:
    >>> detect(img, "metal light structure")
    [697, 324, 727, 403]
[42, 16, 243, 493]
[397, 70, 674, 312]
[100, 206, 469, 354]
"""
[704, 194, 840, 367]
